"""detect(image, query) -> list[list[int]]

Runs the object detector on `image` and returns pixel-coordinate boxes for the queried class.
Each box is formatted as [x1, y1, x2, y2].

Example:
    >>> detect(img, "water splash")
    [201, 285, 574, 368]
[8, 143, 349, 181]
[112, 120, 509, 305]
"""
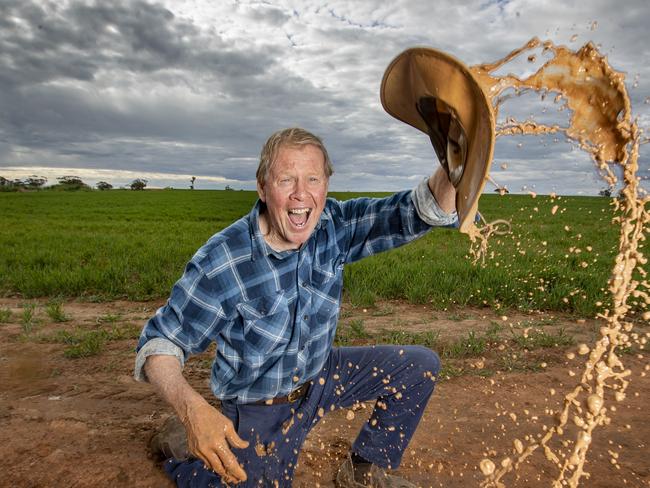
[468, 37, 649, 488]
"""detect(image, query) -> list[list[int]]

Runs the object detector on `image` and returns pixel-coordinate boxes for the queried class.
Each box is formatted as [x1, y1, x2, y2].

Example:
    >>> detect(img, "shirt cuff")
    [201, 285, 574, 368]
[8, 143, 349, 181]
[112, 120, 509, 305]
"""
[133, 337, 185, 382]
[411, 177, 458, 226]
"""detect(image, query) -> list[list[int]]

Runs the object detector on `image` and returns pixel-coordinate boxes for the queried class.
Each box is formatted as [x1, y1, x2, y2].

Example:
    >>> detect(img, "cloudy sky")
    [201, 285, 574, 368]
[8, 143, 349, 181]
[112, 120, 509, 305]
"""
[0, 0, 648, 194]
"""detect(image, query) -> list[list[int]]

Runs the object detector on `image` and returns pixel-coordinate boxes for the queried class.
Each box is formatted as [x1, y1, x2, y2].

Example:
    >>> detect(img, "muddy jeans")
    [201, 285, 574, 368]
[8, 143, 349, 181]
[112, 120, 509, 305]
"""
[163, 345, 440, 487]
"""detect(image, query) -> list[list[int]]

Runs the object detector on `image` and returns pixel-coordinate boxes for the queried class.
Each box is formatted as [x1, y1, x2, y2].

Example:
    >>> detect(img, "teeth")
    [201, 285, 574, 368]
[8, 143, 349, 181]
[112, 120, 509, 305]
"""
[288, 208, 310, 214]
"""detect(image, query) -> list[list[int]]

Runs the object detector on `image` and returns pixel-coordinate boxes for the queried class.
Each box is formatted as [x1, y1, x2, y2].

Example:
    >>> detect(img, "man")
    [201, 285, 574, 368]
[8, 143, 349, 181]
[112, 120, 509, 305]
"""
[135, 127, 457, 487]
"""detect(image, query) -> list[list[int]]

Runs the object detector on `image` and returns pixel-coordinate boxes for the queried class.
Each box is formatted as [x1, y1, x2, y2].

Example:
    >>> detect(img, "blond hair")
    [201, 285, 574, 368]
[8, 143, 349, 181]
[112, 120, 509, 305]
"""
[256, 128, 333, 185]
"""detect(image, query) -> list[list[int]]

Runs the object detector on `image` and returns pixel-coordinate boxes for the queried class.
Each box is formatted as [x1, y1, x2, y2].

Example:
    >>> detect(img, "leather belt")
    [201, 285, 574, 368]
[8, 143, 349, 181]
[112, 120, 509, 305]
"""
[254, 382, 310, 406]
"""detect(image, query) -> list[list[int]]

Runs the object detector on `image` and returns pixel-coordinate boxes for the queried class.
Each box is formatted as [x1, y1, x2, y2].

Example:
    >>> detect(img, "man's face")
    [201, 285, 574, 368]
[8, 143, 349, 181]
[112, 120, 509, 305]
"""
[257, 144, 329, 251]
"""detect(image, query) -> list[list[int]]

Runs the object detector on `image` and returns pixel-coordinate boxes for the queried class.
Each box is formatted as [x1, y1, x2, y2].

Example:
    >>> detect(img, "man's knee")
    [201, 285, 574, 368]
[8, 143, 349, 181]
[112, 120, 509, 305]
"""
[402, 345, 441, 378]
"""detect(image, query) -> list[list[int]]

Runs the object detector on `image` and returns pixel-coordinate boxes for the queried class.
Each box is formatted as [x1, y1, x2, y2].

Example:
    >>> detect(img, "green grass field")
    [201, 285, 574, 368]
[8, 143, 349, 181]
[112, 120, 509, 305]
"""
[0, 189, 620, 315]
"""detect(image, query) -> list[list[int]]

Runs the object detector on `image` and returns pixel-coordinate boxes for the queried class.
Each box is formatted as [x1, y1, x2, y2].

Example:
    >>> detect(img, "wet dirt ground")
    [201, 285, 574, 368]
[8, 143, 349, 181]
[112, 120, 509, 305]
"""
[1, 299, 647, 487]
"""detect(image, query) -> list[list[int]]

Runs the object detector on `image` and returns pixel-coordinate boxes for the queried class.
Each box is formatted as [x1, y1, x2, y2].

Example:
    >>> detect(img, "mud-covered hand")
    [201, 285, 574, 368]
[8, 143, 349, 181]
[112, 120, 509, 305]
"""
[184, 399, 250, 484]
[143, 355, 250, 485]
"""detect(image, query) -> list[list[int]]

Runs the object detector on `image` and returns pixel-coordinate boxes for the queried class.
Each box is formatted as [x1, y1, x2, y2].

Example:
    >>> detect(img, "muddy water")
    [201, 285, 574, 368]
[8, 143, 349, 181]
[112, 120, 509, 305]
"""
[465, 38, 649, 487]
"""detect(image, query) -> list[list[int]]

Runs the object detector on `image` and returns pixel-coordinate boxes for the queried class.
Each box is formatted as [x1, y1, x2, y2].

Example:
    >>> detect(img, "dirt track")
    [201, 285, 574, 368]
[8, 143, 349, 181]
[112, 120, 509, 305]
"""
[1, 299, 648, 487]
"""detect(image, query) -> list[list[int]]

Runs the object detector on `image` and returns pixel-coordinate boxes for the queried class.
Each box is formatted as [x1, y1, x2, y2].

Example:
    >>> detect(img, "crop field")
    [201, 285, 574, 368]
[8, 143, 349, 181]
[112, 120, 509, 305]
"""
[1, 189, 619, 315]
[0, 190, 618, 315]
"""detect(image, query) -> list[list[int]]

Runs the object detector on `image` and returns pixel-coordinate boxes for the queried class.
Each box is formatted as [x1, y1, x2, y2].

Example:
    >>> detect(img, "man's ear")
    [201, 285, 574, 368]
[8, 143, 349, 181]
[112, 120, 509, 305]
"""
[257, 180, 266, 202]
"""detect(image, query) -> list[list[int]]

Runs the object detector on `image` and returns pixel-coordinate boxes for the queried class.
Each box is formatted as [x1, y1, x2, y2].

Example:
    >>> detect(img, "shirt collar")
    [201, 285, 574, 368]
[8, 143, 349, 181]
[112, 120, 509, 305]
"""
[248, 199, 331, 261]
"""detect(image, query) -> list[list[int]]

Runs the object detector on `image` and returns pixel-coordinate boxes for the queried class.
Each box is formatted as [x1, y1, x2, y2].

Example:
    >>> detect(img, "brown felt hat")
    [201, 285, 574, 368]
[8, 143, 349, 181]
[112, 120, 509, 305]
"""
[380, 47, 495, 233]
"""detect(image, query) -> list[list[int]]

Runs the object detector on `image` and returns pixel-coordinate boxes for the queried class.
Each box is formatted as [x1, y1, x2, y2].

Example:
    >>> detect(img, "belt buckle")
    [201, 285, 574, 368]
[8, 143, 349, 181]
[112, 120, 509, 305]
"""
[287, 386, 302, 403]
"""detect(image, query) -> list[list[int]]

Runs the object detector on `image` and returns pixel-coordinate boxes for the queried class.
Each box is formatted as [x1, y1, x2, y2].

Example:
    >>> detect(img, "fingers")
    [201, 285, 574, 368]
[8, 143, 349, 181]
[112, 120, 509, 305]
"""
[225, 424, 250, 449]
[184, 403, 249, 484]
[195, 434, 247, 484]
[217, 443, 248, 482]
[199, 450, 228, 482]
[198, 445, 246, 484]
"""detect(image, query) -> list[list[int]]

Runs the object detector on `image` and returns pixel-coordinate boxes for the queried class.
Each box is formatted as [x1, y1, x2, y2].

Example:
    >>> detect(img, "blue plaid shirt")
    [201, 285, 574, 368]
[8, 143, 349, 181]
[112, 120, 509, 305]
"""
[135, 178, 456, 403]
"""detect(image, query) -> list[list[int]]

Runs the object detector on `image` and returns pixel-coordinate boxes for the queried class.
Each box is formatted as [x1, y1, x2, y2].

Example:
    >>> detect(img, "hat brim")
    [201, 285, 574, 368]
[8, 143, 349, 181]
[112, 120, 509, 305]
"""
[380, 48, 495, 233]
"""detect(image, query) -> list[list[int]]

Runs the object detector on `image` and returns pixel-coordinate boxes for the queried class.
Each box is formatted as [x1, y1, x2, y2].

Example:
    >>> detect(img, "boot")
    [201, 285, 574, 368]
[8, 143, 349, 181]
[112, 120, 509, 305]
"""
[149, 415, 191, 460]
[335, 455, 416, 488]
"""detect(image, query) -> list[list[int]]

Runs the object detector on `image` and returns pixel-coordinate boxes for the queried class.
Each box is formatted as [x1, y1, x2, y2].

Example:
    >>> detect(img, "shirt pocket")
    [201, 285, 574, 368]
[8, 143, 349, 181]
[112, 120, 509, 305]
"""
[311, 259, 345, 303]
[312, 256, 344, 285]
[236, 293, 291, 365]
[313, 294, 340, 326]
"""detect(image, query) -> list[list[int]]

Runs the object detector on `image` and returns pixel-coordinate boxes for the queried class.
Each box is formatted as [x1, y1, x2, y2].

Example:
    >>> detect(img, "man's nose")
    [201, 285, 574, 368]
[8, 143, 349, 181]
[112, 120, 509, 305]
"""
[291, 178, 307, 198]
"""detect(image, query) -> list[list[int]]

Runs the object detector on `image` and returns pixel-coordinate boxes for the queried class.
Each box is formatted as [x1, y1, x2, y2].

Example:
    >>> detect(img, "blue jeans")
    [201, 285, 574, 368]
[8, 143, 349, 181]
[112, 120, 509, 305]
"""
[164, 345, 440, 487]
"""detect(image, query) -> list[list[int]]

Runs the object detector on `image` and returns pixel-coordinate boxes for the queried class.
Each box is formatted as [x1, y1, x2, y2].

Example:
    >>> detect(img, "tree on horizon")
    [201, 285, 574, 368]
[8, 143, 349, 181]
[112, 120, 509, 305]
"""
[96, 181, 113, 191]
[130, 178, 148, 191]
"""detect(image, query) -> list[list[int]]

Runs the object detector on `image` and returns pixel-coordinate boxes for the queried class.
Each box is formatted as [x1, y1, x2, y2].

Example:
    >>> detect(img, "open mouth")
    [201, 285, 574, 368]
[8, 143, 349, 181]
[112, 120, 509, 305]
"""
[287, 207, 312, 228]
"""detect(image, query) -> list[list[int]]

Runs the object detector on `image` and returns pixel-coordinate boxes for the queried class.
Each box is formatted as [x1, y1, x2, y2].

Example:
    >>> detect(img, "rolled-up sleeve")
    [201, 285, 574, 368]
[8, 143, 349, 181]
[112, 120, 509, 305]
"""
[411, 176, 458, 227]
[134, 337, 185, 382]
[134, 258, 229, 383]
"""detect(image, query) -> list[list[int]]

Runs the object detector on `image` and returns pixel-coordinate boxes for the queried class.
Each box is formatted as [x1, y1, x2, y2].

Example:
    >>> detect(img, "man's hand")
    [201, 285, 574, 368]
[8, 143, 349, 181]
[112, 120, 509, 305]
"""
[144, 354, 249, 484]
[184, 399, 250, 484]
[428, 166, 456, 214]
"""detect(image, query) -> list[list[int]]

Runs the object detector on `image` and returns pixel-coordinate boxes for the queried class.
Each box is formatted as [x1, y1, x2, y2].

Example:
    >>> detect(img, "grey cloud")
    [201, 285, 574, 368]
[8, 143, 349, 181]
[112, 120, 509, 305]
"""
[244, 4, 291, 26]
[0, 0, 274, 88]
[0, 0, 302, 172]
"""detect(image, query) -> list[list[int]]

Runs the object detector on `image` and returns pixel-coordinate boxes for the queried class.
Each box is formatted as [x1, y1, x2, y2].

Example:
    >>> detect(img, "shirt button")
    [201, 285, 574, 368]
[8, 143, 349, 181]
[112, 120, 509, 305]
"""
[303, 314, 309, 321]
[301, 281, 308, 287]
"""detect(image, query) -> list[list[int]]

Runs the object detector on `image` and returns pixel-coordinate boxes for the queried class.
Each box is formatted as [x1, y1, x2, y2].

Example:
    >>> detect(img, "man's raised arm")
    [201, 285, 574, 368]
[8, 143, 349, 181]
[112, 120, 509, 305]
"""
[427, 166, 456, 215]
